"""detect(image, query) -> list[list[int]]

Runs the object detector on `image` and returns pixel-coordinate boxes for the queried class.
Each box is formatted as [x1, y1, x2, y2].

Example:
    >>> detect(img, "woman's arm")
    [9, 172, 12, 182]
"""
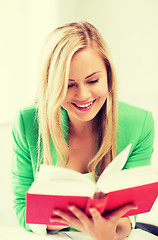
[11, 111, 34, 231]
[116, 109, 155, 229]
[11, 109, 66, 234]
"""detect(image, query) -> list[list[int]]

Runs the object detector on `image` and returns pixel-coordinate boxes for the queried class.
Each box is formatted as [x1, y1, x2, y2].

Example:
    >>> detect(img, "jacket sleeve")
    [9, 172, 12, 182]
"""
[11, 111, 34, 231]
[124, 111, 155, 169]
[121, 110, 155, 225]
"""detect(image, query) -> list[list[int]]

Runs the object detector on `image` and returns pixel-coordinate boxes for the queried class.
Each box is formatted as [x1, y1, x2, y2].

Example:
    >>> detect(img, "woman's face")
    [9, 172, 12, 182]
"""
[62, 47, 108, 123]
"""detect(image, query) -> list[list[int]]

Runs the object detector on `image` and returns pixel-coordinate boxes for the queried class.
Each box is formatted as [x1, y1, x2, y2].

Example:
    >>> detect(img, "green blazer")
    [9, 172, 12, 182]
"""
[11, 101, 155, 231]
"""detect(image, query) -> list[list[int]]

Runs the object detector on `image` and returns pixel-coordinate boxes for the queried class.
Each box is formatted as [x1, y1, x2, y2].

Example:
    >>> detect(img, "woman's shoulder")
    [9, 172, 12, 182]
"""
[18, 104, 38, 118]
[118, 101, 154, 126]
[117, 101, 155, 168]
[118, 101, 150, 117]
[13, 104, 39, 141]
[117, 101, 154, 153]
[14, 104, 38, 122]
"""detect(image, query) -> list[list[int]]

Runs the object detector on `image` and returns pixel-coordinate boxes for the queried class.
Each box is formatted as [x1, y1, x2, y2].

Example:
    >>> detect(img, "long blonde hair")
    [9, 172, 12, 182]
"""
[37, 21, 118, 176]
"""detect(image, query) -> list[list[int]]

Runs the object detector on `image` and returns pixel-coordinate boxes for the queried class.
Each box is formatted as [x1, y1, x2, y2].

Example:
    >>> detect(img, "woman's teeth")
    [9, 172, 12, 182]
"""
[76, 101, 93, 108]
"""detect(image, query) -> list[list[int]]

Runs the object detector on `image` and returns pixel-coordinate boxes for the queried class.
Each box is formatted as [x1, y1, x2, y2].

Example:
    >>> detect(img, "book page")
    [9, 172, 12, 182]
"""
[29, 165, 96, 196]
[29, 178, 95, 196]
[35, 165, 93, 183]
[97, 144, 132, 185]
[97, 166, 158, 193]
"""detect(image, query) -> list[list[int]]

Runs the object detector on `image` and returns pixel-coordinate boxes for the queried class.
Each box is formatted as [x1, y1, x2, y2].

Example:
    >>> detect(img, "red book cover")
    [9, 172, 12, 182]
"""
[26, 181, 158, 225]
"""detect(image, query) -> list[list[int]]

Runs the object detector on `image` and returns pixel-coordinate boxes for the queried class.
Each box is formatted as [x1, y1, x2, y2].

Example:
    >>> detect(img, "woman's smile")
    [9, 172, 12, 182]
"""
[72, 100, 96, 112]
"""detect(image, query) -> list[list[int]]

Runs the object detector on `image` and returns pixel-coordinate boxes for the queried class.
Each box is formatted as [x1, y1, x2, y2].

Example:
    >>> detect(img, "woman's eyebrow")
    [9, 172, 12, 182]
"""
[85, 71, 101, 79]
[69, 71, 101, 81]
[68, 79, 75, 82]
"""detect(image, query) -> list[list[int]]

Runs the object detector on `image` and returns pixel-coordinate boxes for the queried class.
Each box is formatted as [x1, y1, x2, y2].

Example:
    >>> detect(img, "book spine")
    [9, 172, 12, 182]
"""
[85, 196, 108, 215]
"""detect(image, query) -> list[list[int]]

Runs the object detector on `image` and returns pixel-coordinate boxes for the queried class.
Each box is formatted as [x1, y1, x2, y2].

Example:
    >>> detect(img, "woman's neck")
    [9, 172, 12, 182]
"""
[69, 118, 97, 138]
[69, 121, 91, 137]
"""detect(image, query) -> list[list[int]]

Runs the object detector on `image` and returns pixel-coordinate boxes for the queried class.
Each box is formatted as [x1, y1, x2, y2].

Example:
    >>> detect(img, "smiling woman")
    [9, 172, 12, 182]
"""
[11, 21, 155, 240]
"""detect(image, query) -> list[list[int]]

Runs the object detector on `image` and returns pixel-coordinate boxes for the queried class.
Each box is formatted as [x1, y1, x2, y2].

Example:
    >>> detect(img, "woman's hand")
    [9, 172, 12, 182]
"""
[50, 203, 137, 240]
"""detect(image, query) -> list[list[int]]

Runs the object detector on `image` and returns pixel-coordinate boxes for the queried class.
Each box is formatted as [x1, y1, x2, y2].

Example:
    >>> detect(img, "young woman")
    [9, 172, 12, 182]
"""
[11, 22, 155, 239]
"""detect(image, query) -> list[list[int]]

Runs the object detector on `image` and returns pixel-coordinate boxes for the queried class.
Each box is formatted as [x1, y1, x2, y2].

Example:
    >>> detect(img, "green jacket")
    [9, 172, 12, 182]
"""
[11, 101, 155, 231]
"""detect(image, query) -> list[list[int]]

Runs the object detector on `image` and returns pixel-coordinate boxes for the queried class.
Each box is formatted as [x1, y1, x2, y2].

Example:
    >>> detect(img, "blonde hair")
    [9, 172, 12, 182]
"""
[37, 21, 118, 176]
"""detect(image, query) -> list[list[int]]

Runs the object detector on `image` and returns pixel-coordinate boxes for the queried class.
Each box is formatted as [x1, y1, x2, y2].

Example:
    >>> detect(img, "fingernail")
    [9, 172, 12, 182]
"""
[133, 206, 138, 209]
[89, 208, 95, 212]
[53, 209, 59, 214]
[68, 204, 74, 210]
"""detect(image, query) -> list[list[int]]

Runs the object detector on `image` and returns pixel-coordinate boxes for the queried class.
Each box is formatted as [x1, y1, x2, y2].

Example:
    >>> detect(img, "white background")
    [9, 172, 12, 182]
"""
[0, 0, 158, 123]
[0, 0, 158, 227]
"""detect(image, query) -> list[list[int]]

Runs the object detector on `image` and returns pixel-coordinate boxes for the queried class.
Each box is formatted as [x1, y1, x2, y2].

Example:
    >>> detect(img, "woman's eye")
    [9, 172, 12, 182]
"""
[87, 79, 99, 84]
[68, 84, 75, 88]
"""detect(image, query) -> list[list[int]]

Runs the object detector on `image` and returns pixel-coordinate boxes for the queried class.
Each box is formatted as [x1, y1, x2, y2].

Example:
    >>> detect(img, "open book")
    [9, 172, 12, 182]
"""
[26, 145, 158, 225]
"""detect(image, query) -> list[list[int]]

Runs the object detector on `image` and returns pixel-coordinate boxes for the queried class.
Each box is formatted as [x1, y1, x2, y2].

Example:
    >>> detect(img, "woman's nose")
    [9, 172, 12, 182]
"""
[76, 85, 91, 100]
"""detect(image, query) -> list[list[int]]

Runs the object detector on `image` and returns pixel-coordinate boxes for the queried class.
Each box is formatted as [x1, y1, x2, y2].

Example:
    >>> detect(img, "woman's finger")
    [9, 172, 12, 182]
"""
[52, 209, 77, 222]
[50, 208, 83, 230]
[105, 203, 138, 223]
[89, 207, 102, 225]
[68, 205, 90, 225]
[50, 216, 69, 225]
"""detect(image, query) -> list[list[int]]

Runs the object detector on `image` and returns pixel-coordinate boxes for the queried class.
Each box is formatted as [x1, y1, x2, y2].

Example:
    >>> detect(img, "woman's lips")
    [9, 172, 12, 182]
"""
[72, 100, 96, 111]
